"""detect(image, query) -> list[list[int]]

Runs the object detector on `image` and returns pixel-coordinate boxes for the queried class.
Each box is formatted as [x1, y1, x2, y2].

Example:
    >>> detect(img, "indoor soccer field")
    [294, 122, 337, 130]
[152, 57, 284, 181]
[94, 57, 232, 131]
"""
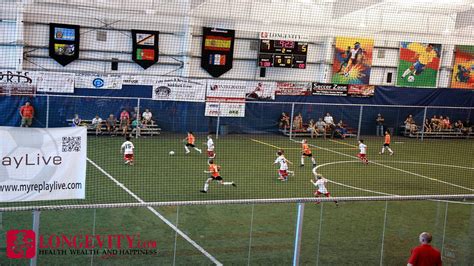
[2, 134, 472, 265]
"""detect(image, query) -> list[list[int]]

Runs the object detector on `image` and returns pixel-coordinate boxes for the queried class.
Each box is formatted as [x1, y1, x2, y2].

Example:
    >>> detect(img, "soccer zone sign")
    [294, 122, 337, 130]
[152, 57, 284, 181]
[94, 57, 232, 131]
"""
[0, 127, 87, 202]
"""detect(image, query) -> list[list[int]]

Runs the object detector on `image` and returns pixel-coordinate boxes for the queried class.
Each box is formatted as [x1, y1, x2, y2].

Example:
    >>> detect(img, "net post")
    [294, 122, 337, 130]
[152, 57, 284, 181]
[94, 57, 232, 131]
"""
[357, 105, 363, 139]
[135, 98, 140, 139]
[292, 202, 305, 266]
[30, 210, 40, 266]
[289, 103, 295, 140]
[421, 106, 427, 141]
[216, 102, 221, 139]
[46, 95, 49, 128]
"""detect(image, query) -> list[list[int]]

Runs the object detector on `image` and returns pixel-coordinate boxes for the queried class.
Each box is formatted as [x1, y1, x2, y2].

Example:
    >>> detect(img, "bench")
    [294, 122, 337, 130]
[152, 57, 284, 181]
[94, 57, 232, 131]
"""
[66, 119, 161, 137]
[279, 126, 356, 138]
[400, 125, 473, 139]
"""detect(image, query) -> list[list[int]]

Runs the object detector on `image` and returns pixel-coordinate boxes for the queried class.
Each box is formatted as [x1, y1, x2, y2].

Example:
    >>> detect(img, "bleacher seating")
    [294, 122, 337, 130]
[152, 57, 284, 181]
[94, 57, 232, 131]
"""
[400, 125, 473, 139]
[279, 124, 356, 138]
[66, 119, 161, 136]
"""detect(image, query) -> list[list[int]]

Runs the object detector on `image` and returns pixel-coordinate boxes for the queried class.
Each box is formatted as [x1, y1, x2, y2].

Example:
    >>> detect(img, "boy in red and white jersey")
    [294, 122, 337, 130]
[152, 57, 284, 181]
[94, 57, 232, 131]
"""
[357, 139, 368, 164]
[273, 150, 294, 181]
[121, 136, 135, 165]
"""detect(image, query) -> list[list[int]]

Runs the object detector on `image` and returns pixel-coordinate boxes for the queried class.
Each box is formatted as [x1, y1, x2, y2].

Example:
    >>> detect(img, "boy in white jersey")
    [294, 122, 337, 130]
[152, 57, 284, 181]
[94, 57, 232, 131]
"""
[311, 173, 338, 206]
[357, 139, 368, 165]
[273, 150, 294, 181]
[206, 135, 215, 159]
[121, 136, 135, 165]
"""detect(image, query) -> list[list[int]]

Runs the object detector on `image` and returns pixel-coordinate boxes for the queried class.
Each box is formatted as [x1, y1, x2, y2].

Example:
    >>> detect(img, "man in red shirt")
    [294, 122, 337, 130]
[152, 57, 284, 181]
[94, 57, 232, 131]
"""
[20, 101, 34, 127]
[407, 232, 442, 266]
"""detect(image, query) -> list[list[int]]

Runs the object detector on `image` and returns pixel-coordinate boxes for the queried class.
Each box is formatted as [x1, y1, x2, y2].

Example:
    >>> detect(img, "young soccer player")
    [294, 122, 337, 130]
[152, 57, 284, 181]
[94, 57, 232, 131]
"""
[301, 139, 317, 167]
[379, 130, 394, 155]
[357, 139, 369, 164]
[311, 174, 338, 206]
[121, 136, 135, 165]
[183, 131, 202, 154]
[273, 150, 294, 181]
[206, 135, 215, 159]
[200, 159, 236, 193]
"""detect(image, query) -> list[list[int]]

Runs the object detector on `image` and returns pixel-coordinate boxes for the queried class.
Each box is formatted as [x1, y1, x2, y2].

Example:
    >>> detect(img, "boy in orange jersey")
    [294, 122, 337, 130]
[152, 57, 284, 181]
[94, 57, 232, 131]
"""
[379, 130, 394, 155]
[301, 139, 317, 167]
[200, 159, 236, 193]
[183, 131, 202, 154]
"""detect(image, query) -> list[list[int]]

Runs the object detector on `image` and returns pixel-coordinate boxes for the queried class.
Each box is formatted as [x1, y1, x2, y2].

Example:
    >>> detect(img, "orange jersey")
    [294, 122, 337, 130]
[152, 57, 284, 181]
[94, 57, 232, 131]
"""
[187, 133, 195, 144]
[208, 164, 220, 177]
[302, 143, 311, 154]
[384, 134, 391, 144]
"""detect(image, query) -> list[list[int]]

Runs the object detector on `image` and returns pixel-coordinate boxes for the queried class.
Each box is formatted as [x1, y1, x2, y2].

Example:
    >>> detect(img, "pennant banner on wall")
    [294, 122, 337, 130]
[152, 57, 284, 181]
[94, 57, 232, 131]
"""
[332, 37, 373, 85]
[451, 45, 474, 89]
[397, 42, 442, 88]
[201, 27, 235, 78]
[49, 23, 80, 66]
[152, 77, 206, 102]
[132, 30, 159, 69]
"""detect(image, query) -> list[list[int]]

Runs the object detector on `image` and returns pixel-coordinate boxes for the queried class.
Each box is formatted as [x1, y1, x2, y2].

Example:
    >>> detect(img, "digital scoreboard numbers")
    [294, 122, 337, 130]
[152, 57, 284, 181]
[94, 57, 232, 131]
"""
[258, 34, 308, 69]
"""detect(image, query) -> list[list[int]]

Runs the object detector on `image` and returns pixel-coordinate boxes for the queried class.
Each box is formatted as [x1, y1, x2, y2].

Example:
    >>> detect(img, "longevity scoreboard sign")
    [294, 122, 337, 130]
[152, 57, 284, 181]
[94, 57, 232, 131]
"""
[258, 32, 308, 69]
[0, 127, 87, 202]
[49, 23, 80, 66]
[201, 27, 235, 78]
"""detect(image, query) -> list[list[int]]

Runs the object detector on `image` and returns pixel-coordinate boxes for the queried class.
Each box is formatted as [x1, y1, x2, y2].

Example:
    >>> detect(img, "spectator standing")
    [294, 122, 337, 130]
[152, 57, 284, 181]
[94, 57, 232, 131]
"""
[91, 115, 103, 136]
[376, 113, 385, 136]
[19, 101, 34, 127]
[407, 232, 442, 266]
[142, 109, 153, 126]
[324, 113, 335, 138]
[293, 113, 303, 130]
[120, 109, 130, 136]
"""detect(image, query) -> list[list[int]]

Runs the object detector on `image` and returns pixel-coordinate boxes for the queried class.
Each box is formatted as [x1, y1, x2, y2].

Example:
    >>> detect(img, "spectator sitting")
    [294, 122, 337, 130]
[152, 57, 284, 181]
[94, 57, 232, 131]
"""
[106, 114, 117, 135]
[120, 109, 130, 136]
[20, 101, 35, 127]
[423, 118, 432, 133]
[307, 119, 317, 139]
[90, 115, 103, 136]
[404, 114, 417, 134]
[279, 112, 290, 129]
[131, 118, 143, 137]
[142, 109, 153, 126]
[72, 114, 82, 127]
[430, 115, 440, 131]
[438, 116, 446, 129]
[315, 118, 327, 139]
[335, 120, 347, 139]
[463, 119, 472, 135]
[443, 116, 452, 129]
[293, 113, 303, 130]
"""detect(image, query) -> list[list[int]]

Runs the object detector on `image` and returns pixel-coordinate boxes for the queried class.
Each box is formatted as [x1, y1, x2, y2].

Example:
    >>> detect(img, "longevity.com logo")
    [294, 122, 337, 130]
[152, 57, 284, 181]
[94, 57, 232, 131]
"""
[6, 230, 36, 259]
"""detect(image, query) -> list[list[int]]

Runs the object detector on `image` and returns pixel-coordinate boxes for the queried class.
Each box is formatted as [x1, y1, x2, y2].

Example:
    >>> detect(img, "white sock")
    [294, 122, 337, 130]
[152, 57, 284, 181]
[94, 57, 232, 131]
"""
[387, 147, 393, 153]
[184, 146, 190, 153]
[402, 68, 411, 78]
[381, 147, 385, 153]
[311, 158, 316, 165]
[222, 182, 233, 185]
[204, 183, 209, 191]
[301, 157, 304, 165]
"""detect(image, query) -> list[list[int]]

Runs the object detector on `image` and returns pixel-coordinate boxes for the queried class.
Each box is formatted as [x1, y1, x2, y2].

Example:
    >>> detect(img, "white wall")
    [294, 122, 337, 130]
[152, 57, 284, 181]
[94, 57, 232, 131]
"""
[1, 0, 473, 86]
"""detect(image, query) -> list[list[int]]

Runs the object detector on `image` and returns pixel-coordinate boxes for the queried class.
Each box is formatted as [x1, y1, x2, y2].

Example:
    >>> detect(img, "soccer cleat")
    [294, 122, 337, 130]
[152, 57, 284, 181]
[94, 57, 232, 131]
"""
[232, 183, 237, 187]
[200, 190, 207, 193]
[300, 164, 304, 167]
[390, 152, 394, 156]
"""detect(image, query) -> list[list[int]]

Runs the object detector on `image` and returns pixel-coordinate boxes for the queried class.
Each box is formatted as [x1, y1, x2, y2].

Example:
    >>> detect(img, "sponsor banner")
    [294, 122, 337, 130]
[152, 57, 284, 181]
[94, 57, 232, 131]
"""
[121, 75, 157, 86]
[0, 70, 35, 85]
[74, 74, 122, 89]
[201, 27, 235, 78]
[451, 45, 474, 89]
[397, 42, 442, 88]
[132, 30, 159, 69]
[205, 99, 245, 117]
[207, 80, 276, 101]
[35, 72, 75, 93]
[49, 23, 80, 66]
[332, 37, 374, 85]
[0, 84, 36, 96]
[312, 82, 348, 96]
[275, 82, 311, 95]
[347, 84, 375, 97]
[152, 77, 206, 102]
[245, 82, 276, 100]
[259, 32, 309, 42]
[0, 126, 87, 202]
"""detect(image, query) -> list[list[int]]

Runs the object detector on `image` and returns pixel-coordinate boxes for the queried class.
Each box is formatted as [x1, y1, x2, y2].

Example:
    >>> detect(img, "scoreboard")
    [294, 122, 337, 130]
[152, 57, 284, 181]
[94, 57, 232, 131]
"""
[258, 39, 308, 69]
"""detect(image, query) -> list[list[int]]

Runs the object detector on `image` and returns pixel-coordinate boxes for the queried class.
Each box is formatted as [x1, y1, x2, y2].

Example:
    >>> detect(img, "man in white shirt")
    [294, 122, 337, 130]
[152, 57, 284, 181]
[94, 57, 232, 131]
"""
[311, 174, 338, 206]
[206, 135, 215, 159]
[273, 150, 294, 181]
[324, 113, 336, 138]
[357, 139, 368, 165]
[142, 109, 153, 125]
[121, 136, 135, 166]
[91, 115, 103, 136]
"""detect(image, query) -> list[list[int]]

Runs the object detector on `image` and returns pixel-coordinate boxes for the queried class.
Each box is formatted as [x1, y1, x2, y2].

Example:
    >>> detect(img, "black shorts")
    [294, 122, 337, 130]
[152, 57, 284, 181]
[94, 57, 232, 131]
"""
[186, 143, 195, 147]
[212, 176, 223, 181]
[383, 143, 390, 147]
[303, 153, 312, 157]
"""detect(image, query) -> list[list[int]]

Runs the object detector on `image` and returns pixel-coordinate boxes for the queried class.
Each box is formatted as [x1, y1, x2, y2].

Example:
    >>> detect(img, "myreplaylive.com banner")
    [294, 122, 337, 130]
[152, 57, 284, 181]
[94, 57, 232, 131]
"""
[0, 127, 87, 202]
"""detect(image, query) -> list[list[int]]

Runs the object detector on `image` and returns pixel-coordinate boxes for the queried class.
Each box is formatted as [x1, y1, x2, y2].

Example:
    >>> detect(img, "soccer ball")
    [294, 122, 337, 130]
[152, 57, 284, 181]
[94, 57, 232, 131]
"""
[169, 151, 175, 156]
[407, 75, 415, 83]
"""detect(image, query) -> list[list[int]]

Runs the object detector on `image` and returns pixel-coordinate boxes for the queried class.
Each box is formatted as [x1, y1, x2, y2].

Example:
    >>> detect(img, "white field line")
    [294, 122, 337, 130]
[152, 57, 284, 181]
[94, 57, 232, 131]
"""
[87, 158, 223, 266]
[291, 139, 474, 192]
